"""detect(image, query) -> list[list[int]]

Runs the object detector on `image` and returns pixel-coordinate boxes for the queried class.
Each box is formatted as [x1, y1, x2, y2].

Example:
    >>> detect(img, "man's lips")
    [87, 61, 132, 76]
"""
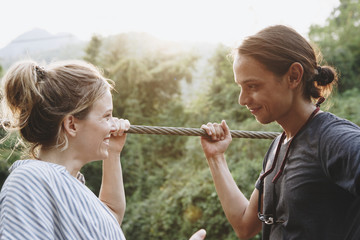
[247, 106, 261, 114]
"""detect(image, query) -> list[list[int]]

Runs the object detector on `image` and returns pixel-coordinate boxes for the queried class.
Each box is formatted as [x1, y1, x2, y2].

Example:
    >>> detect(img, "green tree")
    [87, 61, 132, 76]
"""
[309, 0, 360, 92]
[80, 32, 205, 239]
[0, 130, 25, 187]
[95, 33, 202, 239]
[182, 44, 281, 240]
[329, 88, 360, 125]
[1, 63, 25, 187]
[121, 43, 280, 240]
[96, 33, 198, 193]
[83, 35, 102, 65]
[194, 44, 252, 126]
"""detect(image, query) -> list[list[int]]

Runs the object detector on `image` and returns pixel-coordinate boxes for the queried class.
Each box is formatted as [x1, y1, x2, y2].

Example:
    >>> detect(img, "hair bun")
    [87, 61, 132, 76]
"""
[314, 66, 335, 86]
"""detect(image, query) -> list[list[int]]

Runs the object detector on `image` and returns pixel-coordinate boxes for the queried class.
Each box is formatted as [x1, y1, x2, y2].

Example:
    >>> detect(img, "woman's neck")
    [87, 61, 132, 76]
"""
[38, 148, 84, 177]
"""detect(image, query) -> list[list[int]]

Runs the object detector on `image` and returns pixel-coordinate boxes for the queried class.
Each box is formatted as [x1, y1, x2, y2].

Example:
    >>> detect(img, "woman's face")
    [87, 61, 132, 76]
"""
[233, 55, 293, 124]
[74, 89, 116, 161]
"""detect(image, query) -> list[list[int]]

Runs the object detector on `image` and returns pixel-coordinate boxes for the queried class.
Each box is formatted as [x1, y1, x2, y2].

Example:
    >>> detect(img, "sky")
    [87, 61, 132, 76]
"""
[1, 0, 340, 49]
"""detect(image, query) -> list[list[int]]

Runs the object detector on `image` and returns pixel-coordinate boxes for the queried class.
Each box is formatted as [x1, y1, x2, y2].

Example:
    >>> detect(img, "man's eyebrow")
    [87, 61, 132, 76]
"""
[237, 78, 261, 85]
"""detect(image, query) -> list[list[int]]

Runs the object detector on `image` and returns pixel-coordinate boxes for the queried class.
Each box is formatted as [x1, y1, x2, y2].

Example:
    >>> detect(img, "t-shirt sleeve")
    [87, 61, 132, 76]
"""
[0, 167, 56, 240]
[319, 119, 360, 196]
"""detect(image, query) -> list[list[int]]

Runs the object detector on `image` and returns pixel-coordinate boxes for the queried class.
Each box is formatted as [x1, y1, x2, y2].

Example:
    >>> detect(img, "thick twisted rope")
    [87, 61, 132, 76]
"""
[0, 120, 280, 139]
[127, 125, 280, 139]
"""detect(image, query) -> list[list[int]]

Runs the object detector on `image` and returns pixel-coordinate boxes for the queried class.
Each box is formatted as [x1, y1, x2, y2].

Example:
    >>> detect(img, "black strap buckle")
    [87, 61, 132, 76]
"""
[258, 213, 275, 225]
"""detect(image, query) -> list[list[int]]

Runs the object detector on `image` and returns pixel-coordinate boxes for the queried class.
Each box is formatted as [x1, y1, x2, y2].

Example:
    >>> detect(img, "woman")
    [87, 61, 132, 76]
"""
[0, 60, 130, 239]
[200, 25, 360, 240]
[0, 60, 206, 240]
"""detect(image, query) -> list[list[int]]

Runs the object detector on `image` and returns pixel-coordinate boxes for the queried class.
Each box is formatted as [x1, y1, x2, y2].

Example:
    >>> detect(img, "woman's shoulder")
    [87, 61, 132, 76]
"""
[3, 160, 67, 190]
[10, 159, 66, 175]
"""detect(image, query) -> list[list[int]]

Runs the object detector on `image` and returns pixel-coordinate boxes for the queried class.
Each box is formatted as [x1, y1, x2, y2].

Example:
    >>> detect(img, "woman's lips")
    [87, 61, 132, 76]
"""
[103, 137, 110, 146]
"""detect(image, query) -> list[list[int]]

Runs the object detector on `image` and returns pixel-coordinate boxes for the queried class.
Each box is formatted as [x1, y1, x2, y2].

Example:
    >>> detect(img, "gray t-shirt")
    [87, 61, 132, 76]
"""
[256, 112, 360, 240]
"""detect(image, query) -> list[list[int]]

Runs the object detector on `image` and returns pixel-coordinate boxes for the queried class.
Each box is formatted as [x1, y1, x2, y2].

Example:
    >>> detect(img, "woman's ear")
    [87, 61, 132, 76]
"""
[62, 115, 77, 137]
[287, 62, 304, 89]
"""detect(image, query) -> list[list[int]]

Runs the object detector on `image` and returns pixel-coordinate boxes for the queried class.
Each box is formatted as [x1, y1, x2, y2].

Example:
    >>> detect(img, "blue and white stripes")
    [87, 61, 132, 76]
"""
[0, 160, 126, 240]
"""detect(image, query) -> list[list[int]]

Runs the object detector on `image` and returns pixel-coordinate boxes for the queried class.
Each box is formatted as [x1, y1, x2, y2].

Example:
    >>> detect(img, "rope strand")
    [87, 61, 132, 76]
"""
[127, 125, 279, 139]
[0, 120, 280, 139]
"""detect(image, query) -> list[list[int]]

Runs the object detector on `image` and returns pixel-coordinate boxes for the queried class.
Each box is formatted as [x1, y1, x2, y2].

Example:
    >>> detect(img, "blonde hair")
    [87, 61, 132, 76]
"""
[1, 59, 114, 158]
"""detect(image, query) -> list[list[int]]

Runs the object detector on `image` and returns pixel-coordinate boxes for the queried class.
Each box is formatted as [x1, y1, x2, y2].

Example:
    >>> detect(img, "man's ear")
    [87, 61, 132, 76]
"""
[62, 115, 77, 137]
[287, 62, 304, 89]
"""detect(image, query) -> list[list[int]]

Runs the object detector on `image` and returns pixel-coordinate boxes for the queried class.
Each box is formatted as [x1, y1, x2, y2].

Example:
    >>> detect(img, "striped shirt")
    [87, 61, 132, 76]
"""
[0, 160, 126, 240]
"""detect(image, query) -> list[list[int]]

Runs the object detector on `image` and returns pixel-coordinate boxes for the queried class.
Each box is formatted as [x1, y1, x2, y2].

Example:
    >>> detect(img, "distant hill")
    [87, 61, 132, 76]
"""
[0, 29, 221, 107]
[0, 28, 86, 69]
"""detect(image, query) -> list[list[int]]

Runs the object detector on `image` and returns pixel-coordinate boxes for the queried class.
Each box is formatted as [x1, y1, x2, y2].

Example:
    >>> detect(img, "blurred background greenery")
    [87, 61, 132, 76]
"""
[1, 0, 359, 239]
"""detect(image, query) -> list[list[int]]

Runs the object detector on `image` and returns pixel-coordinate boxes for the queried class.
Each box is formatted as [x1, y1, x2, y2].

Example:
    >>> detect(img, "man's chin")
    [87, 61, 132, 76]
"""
[254, 116, 272, 125]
